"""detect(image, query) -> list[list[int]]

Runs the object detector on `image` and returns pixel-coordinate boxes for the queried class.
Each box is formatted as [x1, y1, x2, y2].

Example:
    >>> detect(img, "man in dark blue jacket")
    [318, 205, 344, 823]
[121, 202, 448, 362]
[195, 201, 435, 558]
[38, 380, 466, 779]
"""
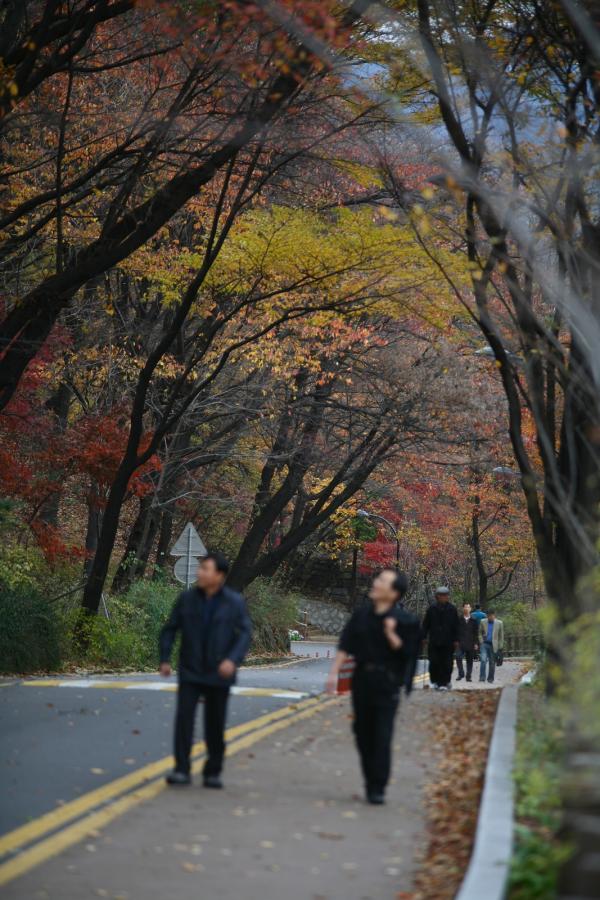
[159, 551, 252, 787]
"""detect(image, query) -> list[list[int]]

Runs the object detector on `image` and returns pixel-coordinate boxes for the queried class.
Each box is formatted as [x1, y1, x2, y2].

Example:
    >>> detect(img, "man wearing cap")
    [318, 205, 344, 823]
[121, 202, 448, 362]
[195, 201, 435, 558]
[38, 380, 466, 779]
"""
[421, 586, 459, 691]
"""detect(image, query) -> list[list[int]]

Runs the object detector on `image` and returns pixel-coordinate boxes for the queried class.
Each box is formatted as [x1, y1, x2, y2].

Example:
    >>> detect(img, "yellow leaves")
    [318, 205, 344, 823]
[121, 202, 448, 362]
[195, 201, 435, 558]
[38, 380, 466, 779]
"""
[331, 159, 384, 189]
[378, 205, 399, 221]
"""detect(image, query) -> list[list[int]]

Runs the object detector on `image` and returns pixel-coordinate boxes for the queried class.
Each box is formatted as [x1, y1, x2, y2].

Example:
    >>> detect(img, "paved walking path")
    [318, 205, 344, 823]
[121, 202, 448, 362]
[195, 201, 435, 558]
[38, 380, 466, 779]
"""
[1, 663, 525, 900]
[2, 693, 445, 900]
[450, 660, 525, 691]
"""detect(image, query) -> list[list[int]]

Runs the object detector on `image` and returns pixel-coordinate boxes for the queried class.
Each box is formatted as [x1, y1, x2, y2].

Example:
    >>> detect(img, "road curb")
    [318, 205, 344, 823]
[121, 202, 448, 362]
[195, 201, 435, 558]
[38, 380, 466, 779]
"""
[454, 684, 519, 900]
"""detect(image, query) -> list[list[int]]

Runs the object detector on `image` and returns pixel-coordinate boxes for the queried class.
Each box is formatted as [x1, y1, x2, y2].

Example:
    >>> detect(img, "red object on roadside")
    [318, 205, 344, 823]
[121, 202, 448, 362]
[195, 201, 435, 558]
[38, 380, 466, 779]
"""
[337, 657, 356, 694]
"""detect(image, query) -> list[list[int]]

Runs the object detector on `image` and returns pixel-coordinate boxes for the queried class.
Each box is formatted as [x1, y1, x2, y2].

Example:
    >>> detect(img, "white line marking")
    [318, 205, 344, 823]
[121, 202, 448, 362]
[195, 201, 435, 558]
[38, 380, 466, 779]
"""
[41, 680, 309, 699]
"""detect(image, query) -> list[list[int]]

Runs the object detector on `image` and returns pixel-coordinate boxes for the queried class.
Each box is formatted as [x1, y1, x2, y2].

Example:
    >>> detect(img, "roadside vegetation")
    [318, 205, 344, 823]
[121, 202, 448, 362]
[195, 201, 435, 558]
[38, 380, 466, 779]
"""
[0, 547, 298, 674]
[508, 682, 570, 899]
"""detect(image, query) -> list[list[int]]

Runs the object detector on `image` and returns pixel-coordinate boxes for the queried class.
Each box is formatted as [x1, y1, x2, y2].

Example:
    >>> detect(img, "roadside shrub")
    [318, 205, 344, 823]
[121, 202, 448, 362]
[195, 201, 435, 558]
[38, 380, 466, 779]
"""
[80, 600, 150, 670]
[563, 608, 600, 744]
[0, 538, 83, 593]
[494, 599, 540, 635]
[117, 578, 177, 655]
[0, 580, 63, 673]
[245, 578, 299, 655]
[82, 581, 178, 670]
[508, 682, 570, 899]
[0, 570, 301, 673]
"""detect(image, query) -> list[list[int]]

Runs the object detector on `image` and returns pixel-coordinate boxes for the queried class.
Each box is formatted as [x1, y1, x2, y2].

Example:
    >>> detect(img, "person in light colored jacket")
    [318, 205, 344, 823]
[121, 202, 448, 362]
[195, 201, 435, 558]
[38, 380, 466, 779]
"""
[478, 611, 504, 684]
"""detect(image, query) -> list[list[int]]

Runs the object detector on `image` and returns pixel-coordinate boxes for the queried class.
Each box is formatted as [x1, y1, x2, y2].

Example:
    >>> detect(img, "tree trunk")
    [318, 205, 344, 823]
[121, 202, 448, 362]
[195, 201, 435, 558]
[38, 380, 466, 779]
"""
[111, 495, 153, 594]
[39, 382, 71, 526]
[83, 489, 102, 580]
[558, 735, 600, 897]
[154, 508, 173, 577]
[133, 509, 159, 581]
[350, 545, 359, 607]
[470, 500, 489, 607]
[81, 459, 135, 613]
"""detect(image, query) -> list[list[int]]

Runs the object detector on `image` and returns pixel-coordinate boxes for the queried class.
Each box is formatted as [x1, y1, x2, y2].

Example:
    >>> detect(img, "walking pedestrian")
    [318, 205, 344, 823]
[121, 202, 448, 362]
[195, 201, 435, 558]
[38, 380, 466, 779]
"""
[421, 586, 459, 691]
[471, 603, 487, 623]
[326, 568, 420, 805]
[159, 551, 252, 787]
[478, 609, 504, 684]
[456, 602, 479, 682]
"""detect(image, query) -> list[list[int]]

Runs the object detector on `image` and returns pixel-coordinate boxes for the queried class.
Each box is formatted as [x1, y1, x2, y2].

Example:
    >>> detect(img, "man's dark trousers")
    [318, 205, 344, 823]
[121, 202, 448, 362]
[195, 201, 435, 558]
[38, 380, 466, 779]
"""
[174, 682, 230, 777]
[456, 649, 474, 679]
[428, 644, 454, 686]
[351, 668, 399, 793]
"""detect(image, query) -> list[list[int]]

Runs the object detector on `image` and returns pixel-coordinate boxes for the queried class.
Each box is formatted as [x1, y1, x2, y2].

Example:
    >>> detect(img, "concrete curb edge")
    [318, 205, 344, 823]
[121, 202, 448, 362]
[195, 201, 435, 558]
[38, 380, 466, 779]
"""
[454, 684, 519, 900]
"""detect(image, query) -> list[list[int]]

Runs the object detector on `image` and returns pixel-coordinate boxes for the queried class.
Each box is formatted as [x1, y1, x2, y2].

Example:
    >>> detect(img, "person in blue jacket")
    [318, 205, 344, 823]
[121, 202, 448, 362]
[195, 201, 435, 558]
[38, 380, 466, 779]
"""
[159, 551, 252, 787]
[471, 603, 487, 623]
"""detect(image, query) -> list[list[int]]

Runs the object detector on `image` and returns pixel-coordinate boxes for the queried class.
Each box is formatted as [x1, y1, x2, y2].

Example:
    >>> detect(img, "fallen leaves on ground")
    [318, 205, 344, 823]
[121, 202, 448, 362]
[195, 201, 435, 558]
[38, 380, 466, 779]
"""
[405, 692, 499, 900]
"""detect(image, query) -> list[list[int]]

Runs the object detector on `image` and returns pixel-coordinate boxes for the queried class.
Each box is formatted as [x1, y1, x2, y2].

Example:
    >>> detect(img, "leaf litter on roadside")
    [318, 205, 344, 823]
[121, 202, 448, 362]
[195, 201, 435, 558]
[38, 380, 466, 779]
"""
[401, 692, 499, 900]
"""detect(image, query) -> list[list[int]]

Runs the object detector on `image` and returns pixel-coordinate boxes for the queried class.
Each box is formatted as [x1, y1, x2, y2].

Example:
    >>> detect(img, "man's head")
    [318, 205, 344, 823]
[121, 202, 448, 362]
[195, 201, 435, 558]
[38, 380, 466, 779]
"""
[487, 609, 496, 621]
[435, 586, 450, 604]
[196, 551, 229, 593]
[370, 568, 408, 607]
[463, 602, 472, 617]
[474, 604, 481, 611]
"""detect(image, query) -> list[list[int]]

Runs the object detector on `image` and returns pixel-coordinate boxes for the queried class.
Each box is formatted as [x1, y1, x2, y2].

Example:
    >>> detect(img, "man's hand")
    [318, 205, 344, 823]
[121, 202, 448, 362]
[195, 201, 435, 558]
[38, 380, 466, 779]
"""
[218, 659, 236, 680]
[474, 643, 479, 652]
[384, 617, 403, 650]
[159, 662, 172, 678]
[325, 672, 338, 694]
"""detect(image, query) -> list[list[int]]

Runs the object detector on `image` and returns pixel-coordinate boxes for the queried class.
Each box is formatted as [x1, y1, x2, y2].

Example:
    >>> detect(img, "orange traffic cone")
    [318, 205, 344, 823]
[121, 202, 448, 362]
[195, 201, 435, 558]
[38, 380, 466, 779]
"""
[337, 657, 356, 694]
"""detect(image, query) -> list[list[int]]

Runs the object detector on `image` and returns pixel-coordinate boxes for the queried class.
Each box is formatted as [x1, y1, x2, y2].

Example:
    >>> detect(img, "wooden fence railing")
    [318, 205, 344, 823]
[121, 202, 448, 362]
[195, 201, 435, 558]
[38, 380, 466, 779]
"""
[503, 631, 544, 658]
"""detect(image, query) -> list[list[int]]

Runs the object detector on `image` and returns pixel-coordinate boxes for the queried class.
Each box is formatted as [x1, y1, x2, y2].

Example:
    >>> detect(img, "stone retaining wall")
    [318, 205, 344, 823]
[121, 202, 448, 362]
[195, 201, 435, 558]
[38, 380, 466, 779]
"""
[299, 597, 350, 635]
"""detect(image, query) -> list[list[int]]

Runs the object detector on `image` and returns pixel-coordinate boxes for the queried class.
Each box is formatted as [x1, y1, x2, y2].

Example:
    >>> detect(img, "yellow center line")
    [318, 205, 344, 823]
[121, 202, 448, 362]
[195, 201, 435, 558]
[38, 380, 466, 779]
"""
[0, 694, 324, 861]
[0, 695, 338, 888]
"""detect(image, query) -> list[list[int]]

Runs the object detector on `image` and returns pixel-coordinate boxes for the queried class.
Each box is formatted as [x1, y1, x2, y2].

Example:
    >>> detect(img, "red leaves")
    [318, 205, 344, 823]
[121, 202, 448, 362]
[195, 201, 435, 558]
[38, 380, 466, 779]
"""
[62, 413, 161, 499]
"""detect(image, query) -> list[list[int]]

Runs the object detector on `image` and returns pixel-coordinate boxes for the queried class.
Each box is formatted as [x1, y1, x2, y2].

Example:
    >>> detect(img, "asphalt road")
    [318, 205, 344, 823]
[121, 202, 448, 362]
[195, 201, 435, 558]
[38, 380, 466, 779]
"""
[0, 655, 334, 837]
[0, 648, 429, 839]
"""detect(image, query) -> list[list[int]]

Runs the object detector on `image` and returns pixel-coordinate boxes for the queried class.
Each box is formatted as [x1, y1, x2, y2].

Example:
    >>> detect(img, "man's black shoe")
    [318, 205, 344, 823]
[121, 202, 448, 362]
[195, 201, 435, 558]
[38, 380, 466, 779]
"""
[203, 775, 223, 789]
[367, 791, 385, 805]
[456, 674, 464, 681]
[166, 771, 191, 786]
[466, 677, 472, 682]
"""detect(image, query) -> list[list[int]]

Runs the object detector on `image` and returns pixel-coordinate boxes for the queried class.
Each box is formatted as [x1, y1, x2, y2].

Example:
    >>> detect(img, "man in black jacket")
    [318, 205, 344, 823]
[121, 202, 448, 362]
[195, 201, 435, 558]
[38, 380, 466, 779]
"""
[159, 551, 252, 787]
[326, 568, 420, 805]
[421, 586, 459, 691]
[456, 602, 479, 682]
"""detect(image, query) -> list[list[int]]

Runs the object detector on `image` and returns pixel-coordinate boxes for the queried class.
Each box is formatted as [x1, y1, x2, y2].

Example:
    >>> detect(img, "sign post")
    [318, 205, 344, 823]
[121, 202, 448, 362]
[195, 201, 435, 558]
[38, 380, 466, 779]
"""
[170, 522, 207, 588]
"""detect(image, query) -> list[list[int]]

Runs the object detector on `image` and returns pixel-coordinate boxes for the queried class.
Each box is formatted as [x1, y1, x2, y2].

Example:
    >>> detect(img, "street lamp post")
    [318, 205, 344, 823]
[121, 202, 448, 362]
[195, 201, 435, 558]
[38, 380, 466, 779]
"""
[357, 509, 400, 568]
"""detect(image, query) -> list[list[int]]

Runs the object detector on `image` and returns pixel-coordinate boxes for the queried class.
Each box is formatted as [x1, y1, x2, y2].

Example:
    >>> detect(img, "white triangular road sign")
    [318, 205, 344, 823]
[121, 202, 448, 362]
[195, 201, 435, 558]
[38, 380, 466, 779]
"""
[170, 522, 207, 557]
